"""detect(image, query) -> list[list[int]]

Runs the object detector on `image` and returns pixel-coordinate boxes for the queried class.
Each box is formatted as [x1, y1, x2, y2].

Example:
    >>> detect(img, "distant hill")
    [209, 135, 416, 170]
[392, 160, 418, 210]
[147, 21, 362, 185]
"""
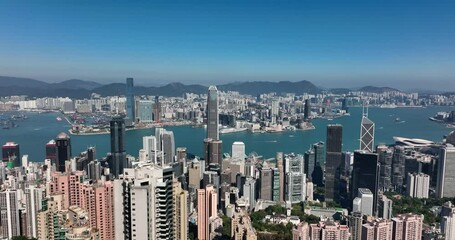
[0, 75, 405, 98]
[0, 76, 98, 98]
[0, 76, 49, 89]
[52, 79, 102, 90]
[91, 80, 320, 97]
[357, 86, 401, 93]
[92, 82, 207, 97]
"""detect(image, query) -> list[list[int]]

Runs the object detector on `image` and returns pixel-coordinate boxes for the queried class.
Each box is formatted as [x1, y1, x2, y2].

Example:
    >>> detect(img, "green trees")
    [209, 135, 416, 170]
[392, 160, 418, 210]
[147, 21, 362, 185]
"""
[384, 192, 454, 224]
[250, 203, 319, 239]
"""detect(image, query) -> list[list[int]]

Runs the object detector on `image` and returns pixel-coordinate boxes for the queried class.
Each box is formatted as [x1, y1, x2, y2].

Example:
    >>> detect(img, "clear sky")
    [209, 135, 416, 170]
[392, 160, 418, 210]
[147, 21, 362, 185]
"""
[0, 0, 454, 90]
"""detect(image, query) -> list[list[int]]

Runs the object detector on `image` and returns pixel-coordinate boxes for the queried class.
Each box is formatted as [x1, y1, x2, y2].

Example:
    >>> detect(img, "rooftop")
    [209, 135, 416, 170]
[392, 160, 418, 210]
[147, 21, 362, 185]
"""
[393, 136, 434, 147]
[3, 142, 18, 147]
[56, 132, 70, 139]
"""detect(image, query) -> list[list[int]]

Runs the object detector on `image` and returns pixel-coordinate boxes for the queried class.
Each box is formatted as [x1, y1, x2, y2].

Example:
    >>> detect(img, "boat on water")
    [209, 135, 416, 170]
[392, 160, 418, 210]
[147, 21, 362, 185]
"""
[395, 117, 406, 123]
[56, 117, 62, 121]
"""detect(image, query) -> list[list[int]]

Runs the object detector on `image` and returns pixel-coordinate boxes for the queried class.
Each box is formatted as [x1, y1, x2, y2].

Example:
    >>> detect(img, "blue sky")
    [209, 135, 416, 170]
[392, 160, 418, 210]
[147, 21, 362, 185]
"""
[0, 0, 454, 90]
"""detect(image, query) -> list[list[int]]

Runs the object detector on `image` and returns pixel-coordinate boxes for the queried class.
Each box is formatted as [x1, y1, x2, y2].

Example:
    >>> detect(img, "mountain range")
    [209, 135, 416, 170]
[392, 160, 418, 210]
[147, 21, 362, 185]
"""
[0, 76, 402, 98]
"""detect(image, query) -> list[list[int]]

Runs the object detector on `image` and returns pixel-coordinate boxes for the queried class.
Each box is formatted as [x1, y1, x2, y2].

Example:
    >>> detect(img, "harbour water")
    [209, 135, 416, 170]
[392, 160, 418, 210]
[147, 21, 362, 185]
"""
[0, 106, 453, 161]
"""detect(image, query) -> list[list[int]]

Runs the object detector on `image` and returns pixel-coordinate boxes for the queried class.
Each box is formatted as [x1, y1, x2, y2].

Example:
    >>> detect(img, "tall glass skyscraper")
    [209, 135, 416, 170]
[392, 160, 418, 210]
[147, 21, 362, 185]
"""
[325, 124, 343, 202]
[351, 150, 380, 214]
[55, 132, 71, 172]
[110, 116, 126, 177]
[207, 86, 219, 140]
[360, 110, 375, 152]
[126, 78, 135, 123]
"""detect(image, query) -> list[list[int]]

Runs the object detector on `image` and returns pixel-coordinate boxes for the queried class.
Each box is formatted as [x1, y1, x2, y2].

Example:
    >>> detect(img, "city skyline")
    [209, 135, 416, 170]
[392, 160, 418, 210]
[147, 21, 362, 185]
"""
[1, 1, 455, 239]
[0, 1, 454, 90]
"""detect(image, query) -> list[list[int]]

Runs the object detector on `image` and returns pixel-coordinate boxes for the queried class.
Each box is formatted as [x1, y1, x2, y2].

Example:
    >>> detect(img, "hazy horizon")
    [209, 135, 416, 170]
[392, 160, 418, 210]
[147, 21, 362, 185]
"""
[1, 1, 454, 91]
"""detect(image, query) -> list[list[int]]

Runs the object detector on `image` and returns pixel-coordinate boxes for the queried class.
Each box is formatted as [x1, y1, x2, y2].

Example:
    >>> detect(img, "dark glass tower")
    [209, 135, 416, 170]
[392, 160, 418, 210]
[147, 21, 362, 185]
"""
[110, 116, 126, 177]
[207, 86, 219, 140]
[55, 133, 71, 172]
[45, 139, 57, 165]
[325, 124, 343, 202]
[304, 141, 325, 186]
[126, 77, 135, 123]
[351, 151, 380, 214]
[2, 142, 20, 166]
[304, 99, 310, 120]
[154, 95, 161, 122]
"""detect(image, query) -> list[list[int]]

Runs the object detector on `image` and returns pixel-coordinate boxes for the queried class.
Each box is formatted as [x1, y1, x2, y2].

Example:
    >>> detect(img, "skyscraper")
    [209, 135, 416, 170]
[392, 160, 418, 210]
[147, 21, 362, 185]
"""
[360, 108, 375, 152]
[391, 214, 423, 240]
[114, 165, 174, 240]
[207, 85, 219, 140]
[153, 95, 161, 122]
[24, 185, 44, 238]
[325, 124, 343, 202]
[173, 179, 188, 240]
[125, 77, 135, 124]
[48, 171, 84, 209]
[161, 129, 175, 165]
[406, 172, 430, 198]
[276, 152, 285, 202]
[361, 218, 393, 240]
[204, 139, 223, 166]
[2, 142, 20, 166]
[392, 146, 407, 192]
[437, 144, 455, 198]
[260, 167, 273, 201]
[377, 145, 393, 192]
[354, 188, 374, 216]
[55, 133, 71, 172]
[110, 116, 126, 177]
[272, 168, 280, 202]
[441, 204, 455, 240]
[232, 142, 245, 160]
[348, 212, 363, 240]
[243, 177, 257, 211]
[305, 141, 325, 185]
[87, 160, 102, 182]
[143, 135, 159, 164]
[0, 189, 20, 239]
[271, 98, 279, 124]
[351, 151, 380, 214]
[304, 99, 310, 120]
[80, 181, 115, 240]
[284, 154, 306, 203]
[45, 139, 57, 164]
[378, 195, 393, 219]
[197, 185, 218, 240]
[137, 100, 153, 123]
